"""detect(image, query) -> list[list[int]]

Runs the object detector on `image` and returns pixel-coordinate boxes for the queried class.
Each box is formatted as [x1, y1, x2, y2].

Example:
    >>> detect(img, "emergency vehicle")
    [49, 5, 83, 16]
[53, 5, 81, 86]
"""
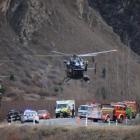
[123, 101, 137, 118]
[112, 103, 126, 123]
[55, 100, 75, 118]
[87, 103, 114, 122]
[78, 105, 90, 118]
[87, 103, 130, 123]
[112, 101, 137, 121]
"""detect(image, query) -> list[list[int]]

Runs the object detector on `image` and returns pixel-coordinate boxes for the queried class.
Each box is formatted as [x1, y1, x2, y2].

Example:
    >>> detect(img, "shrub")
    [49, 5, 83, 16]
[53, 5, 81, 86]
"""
[0, 84, 5, 94]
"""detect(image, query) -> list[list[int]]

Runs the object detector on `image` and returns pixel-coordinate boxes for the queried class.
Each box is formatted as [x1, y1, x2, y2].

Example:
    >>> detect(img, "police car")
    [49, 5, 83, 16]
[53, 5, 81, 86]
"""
[21, 110, 39, 123]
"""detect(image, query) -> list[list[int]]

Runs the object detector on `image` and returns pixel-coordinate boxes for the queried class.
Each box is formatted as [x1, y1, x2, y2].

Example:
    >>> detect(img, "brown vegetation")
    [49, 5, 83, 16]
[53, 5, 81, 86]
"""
[0, 125, 140, 140]
[0, 0, 140, 119]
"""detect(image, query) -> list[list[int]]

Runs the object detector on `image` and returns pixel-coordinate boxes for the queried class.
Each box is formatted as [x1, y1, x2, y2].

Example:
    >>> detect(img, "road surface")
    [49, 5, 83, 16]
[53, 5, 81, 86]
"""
[2, 117, 136, 127]
[35, 118, 130, 126]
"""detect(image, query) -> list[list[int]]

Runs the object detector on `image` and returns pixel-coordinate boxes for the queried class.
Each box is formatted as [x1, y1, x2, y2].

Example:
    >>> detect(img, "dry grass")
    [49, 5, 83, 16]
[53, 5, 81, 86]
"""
[0, 124, 140, 140]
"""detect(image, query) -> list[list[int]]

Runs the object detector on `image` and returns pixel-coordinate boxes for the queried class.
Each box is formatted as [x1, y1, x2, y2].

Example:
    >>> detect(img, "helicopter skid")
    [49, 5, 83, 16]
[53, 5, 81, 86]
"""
[63, 75, 90, 84]
[83, 75, 90, 82]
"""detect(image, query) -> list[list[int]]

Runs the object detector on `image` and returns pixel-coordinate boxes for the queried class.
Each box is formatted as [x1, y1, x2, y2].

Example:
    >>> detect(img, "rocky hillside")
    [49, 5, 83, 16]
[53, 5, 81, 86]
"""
[88, 0, 140, 55]
[0, 0, 140, 104]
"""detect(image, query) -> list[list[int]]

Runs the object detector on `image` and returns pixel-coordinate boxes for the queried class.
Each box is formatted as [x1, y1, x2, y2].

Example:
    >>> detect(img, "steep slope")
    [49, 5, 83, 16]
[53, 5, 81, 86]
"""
[88, 0, 140, 55]
[0, 0, 140, 106]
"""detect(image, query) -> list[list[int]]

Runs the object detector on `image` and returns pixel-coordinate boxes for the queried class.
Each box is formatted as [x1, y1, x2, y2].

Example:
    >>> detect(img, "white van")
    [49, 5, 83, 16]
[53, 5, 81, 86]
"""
[78, 105, 90, 118]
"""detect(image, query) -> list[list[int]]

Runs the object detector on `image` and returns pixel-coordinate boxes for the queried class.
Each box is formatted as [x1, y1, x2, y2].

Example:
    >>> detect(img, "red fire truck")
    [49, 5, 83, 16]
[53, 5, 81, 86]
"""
[112, 104, 126, 123]
[87, 103, 127, 123]
[87, 103, 114, 122]
[112, 101, 137, 121]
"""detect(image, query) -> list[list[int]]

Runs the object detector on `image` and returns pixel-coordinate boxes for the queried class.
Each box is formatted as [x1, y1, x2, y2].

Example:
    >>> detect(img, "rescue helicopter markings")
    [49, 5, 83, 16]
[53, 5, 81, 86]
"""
[50, 49, 117, 83]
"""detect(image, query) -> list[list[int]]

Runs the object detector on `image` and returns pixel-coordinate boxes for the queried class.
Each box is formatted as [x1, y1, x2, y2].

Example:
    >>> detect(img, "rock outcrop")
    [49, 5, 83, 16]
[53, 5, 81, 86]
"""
[88, 0, 140, 55]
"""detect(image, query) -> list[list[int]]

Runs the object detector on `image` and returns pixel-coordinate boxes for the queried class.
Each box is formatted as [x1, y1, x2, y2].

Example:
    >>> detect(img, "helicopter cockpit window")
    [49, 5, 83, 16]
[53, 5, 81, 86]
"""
[70, 55, 80, 65]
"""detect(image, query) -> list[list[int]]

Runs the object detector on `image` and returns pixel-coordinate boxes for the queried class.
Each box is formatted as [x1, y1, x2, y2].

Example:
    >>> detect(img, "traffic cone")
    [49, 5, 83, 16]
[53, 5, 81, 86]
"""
[76, 116, 80, 125]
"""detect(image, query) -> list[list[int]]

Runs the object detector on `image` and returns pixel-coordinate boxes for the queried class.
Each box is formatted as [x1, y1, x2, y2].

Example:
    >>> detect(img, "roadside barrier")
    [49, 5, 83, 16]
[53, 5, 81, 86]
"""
[33, 116, 35, 125]
[125, 117, 128, 125]
[116, 119, 118, 126]
[108, 118, 111, 126]
[85, 115, 88, 126]
[9, 116, 13, 125]
[136, 113, 140, 118]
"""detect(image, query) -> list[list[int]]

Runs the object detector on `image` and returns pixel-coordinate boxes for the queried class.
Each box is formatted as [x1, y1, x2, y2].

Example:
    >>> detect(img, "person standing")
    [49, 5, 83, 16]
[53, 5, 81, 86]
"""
[71, 104, 75, 118]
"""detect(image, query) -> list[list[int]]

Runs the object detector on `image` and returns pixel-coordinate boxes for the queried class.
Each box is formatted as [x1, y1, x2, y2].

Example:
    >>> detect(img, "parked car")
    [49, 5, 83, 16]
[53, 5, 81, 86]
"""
[6, 110, 21, 122]
[38, 110, 50, 119]
[21, 110, 39, 123]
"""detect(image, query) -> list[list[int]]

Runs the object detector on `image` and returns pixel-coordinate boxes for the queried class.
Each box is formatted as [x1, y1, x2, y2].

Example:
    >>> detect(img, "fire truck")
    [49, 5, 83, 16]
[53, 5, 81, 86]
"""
[87, 103, 114, 122]
[123, 101, 137, 119]
[112, 101, 137, 121]
[112, 103, 126, 123]
[87, 103, 127, 123]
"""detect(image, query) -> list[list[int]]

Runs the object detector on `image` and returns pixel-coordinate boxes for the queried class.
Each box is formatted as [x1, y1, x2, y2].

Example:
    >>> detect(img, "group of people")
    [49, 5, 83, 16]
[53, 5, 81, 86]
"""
[60, 104, 75, 118]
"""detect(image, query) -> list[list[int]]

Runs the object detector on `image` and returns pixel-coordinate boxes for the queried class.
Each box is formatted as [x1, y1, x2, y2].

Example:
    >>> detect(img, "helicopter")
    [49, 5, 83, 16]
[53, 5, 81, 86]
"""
[51, 49, 117, 83]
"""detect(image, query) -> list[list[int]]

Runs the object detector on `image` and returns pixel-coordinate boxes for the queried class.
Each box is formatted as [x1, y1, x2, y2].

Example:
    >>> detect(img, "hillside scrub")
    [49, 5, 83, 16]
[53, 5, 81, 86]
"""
[0, 125, 140, 140]
[88, 0, 140, 55]
[0, 0, 140, 104]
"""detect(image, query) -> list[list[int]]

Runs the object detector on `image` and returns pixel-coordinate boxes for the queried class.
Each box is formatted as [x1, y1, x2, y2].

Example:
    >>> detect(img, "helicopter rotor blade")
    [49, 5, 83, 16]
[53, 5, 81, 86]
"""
[31, 54, 64, 57]
[51, 51, 72, 56]
[25, 51, 72, 57]
[0, 75, 9, 78]
[25, 49, 117, 57]
[87, 67, 96, 70]
[0, 60, 13, 62]
[78, 49, 117, 57]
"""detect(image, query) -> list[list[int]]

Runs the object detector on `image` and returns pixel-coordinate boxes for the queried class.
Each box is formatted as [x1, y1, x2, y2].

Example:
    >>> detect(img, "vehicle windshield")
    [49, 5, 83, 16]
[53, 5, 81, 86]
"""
[57, 104, 67, 109]
[24, 111, 37, 115]
[80, 106, 88, 110]
[38, 110, 47, 114]
[87, 106, 93, 112]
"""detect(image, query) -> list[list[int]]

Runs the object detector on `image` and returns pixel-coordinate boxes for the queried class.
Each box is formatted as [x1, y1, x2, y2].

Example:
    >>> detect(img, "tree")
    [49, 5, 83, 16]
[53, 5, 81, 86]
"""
[0, 84, 5, 107]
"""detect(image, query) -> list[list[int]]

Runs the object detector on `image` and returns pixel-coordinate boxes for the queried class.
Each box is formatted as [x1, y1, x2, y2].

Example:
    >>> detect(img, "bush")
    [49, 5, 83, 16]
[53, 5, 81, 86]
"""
[9, 74, 15, 81]
[0, 84, 5, 94]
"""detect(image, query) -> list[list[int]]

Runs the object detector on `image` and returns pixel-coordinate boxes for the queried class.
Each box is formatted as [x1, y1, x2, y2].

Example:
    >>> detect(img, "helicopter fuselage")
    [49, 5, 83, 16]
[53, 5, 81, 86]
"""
[64, 55, 89, 81]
